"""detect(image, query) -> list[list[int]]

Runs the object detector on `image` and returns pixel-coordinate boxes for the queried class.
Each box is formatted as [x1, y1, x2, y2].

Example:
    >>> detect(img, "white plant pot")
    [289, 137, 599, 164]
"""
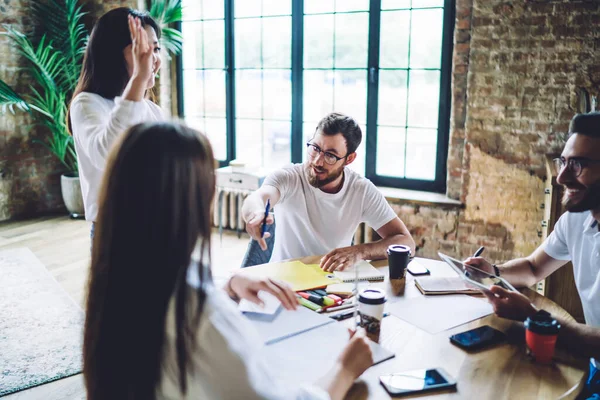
[60, 173, 85, 218]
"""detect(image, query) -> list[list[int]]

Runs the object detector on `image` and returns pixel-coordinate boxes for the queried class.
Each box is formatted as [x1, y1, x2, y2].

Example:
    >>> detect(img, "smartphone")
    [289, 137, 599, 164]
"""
[380, 368, 456, 396]
[407, 261, 430, 276]
[450, 325, 506, 350]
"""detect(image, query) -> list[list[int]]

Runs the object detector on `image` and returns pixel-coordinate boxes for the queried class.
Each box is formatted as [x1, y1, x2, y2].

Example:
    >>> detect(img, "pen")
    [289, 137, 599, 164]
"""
[322, 303, 356, 313]
[300, 291, 336, 307]
[261, 199, 271, 238]
[473, 246, 485, 257]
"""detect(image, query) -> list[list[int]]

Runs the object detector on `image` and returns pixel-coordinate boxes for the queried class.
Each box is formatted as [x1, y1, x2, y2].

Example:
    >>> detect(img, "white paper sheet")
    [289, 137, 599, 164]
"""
[386, 294, 493, 334]
[239, 291, 282, 315]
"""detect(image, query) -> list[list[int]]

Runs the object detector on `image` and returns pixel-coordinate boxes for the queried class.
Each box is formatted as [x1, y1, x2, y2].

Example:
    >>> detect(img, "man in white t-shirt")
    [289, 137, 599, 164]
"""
[242, 112, 415, 271]
[465, 112, 600, 397]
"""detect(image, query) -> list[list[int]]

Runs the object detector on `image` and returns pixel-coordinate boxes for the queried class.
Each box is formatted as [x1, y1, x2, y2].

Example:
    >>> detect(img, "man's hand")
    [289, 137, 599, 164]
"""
[463, 256, 495, 274]
[227, 273, 297, 310]
[483, 285, 537, 322]
[320, 246, 363, 272]
[244, 210, 274, 251]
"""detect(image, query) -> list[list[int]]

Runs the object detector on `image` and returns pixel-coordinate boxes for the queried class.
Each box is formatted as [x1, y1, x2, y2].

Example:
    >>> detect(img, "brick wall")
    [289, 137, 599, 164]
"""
[0, 0, 153, 220]
[402, 0, 600, 263]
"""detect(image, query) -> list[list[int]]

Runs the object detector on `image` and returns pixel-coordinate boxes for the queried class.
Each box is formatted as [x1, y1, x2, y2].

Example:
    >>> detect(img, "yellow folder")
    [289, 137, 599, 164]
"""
[241, 260, 342, 291]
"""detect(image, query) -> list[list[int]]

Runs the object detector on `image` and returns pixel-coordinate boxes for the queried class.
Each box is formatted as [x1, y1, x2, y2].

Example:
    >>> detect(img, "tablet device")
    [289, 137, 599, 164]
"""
[437, 252, 517, 294]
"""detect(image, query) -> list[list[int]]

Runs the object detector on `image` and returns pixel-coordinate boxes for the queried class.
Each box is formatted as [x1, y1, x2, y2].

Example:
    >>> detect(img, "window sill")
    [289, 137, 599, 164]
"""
[377, 186, 463, 209]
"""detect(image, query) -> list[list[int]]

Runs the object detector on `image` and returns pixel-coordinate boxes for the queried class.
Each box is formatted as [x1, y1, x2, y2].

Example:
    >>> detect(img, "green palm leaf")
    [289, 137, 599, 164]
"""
[149, 0, 183, 57]
[33, 0, 88, 92]
[0, 80, 31, 114]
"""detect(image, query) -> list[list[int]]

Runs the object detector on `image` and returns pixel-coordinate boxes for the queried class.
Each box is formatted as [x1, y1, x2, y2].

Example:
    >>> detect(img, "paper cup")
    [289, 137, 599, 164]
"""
[358, 288, 387, 342]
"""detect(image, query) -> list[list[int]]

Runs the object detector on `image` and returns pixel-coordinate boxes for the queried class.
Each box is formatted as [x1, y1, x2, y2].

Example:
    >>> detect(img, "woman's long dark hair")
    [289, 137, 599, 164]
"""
[84, 122, 216, 399]
[67, 7, 160, 131]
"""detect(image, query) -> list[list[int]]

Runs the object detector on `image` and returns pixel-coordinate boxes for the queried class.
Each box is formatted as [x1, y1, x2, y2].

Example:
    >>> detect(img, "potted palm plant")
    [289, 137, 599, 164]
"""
[0, 0, 183, 217]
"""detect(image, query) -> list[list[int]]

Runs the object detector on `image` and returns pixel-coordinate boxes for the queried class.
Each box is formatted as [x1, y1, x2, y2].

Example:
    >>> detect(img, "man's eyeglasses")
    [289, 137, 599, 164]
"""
[306, 142, 347, 165]
[553, 156, 600, 177]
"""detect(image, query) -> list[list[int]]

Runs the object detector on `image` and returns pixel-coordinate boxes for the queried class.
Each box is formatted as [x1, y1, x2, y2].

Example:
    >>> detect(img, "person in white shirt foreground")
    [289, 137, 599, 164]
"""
[465, 112, 600, 398]
[83, 121, 373, 400]
[69, 7, 164, 226]
[242, 112, 415, 271]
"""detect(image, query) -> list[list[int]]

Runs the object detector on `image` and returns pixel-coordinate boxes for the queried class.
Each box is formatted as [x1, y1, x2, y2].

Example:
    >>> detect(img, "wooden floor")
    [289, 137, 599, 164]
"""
[0, 215, 250, 399]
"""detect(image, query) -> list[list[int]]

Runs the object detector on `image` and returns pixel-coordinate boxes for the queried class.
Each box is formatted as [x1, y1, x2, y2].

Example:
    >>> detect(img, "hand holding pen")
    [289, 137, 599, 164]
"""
[464, 246, 497, 275]
[245, 199, 273, 251]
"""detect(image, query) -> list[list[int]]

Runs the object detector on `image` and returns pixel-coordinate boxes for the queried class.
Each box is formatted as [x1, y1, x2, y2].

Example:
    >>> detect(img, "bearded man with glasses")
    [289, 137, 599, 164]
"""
[242, 112, 415, 272]
[465, 112, 600, 399]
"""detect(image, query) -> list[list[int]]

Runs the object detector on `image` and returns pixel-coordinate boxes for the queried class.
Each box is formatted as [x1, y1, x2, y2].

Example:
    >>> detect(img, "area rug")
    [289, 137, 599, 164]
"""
[0, 247, 83, 397]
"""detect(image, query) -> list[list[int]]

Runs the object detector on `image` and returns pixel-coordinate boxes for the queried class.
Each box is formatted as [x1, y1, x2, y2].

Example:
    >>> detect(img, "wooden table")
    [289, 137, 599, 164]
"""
[295, 256, 588, 400]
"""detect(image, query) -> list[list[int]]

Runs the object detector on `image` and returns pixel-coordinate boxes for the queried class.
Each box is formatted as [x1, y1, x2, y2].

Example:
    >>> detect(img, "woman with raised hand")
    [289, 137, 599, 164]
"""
[69, 7, 163, 229]
[83, 121, 373, 400]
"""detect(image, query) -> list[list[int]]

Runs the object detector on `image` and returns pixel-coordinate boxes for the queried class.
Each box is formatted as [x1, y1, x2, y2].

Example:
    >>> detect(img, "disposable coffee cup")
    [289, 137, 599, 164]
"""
[524, 311, 561, 364]
[387, 244, 411, 279]
[358, 288, 387, 342]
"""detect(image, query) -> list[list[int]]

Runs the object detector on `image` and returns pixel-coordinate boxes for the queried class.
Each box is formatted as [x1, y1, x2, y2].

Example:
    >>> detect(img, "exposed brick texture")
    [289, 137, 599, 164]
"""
[393, 0, 600, 262]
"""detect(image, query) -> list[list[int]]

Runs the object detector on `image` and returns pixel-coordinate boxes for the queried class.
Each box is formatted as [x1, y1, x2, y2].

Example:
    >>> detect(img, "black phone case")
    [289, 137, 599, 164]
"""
[407, 265, 430, 276]
[449, 326, 506, 350]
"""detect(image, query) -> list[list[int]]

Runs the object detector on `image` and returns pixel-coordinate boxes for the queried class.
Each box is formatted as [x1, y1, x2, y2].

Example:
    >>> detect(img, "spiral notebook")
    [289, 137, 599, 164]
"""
[331, 260, 385, 282]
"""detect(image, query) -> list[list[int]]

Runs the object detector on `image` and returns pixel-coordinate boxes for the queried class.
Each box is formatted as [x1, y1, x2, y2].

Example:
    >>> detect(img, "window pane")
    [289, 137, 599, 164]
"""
[405, 128, 437, 180]
[262, 17, 291, 68]
[182, 0, 202, 20]
[204, 70, 226, 117]
[205, 118, 227, 161]
[235, 119, 263, 166]
[335, 0, 369, 12]
[263, 70, 291, 120]
[182, 22, 202, 69]
[347, 123, 366, 176]
[203, 0, 224, 19]
[334, 13, 368, 68]
[203, 20, 225, 68]
[264, 120, 291, 167]
[334, 70, 367, 124]
[412, 0, 444, 8]
[378, 70, 408, 127]
[236, 70, 263, 119]
[263, 0, 291, 16]
[407, 70, 440, 128]
[380, 10, 410, 68]
[377, 127, 405, 178]
[304, 70, 334, 122]
[235, 0, 261, 17]
[381, 0, 411, 9]
[304, 0, 334, 14]
[409, 9, 443, 69]
[304, 14, 334, 68]
[183, 70, 204, 117]
[235, 19, 262, 68]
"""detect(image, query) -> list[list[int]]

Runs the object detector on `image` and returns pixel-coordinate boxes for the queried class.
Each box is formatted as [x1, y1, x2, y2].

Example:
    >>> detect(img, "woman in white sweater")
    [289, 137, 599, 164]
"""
[69, 7, 163, 225]
[84, 121, 373, 400]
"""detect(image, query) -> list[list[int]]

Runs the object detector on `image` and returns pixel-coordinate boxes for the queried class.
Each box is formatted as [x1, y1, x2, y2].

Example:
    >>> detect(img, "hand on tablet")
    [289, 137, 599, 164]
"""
[463, 256, 495, 275]
[483, 286, 537, 322]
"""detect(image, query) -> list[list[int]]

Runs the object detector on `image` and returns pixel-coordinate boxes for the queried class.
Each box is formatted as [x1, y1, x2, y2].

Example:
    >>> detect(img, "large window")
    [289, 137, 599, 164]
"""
[178, 0, 453, 192]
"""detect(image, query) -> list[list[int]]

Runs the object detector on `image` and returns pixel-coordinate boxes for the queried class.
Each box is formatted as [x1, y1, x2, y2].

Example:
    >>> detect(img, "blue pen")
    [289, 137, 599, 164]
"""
[261, 199, 271, 238]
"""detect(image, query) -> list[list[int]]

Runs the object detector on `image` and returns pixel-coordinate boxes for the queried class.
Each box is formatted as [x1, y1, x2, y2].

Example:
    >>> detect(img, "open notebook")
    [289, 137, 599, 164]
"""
[330, 260, 385, 282]
[415, 276, 481, 295]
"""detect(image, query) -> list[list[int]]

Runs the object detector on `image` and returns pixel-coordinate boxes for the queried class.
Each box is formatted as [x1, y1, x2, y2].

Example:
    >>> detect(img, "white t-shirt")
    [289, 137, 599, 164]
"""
[543, 210, 600, 366]
[70, 92, 164, 221]
[264, 164, 398, 262]
[157, 283, 330, 400]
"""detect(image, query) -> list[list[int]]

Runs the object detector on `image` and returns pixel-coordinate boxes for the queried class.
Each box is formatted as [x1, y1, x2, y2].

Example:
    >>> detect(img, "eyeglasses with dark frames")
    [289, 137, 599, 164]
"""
[306, 142, 348, 165]
[553, 156, 600, 177]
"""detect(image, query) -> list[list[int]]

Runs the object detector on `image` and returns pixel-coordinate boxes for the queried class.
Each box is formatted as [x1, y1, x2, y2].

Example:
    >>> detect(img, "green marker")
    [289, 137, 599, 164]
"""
[296, 295, 321, 311]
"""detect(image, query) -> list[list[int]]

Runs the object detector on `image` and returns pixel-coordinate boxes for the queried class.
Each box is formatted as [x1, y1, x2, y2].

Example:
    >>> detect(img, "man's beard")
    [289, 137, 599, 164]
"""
[562, 181, 600, 213]
[305, 162, 344, 188]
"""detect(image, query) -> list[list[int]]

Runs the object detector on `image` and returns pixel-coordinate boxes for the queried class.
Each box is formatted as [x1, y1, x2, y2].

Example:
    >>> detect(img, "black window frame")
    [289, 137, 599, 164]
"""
[176, 0, 454, 192]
